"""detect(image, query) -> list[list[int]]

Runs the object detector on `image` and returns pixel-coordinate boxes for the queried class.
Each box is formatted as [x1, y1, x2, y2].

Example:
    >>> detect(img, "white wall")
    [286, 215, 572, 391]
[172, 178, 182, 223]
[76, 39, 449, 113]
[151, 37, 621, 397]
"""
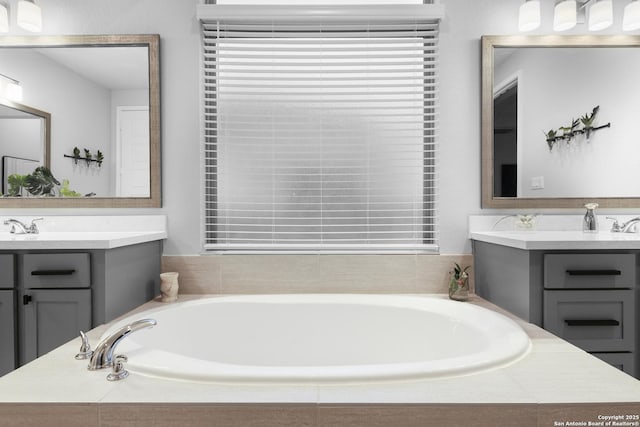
[0, 119, 43, 162]
[0, 0, 634, 256]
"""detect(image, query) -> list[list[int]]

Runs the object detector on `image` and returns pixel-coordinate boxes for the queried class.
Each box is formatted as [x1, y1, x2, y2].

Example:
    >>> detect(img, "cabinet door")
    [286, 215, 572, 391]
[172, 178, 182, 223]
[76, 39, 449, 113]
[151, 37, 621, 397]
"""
[0, 290, 16, 376]
[0, 255, 14, 288]
[19, 289, 91, 365]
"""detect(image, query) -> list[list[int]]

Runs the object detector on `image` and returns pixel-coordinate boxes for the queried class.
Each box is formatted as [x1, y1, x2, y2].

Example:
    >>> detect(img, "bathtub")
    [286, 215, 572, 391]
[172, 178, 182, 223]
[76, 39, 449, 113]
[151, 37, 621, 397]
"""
[104, 294, 531, 384]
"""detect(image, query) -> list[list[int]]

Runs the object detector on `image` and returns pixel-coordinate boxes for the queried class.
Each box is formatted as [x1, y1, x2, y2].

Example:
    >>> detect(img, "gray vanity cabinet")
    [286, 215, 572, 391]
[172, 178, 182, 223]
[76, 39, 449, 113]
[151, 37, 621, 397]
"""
[0, 255, 15, 377]
[0, 240, 161, 374]
[473, 241, 638, 378]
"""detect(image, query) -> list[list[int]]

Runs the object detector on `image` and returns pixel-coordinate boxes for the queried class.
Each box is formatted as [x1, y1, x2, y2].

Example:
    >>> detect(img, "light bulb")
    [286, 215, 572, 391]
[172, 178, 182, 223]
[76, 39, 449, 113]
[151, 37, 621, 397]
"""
[589, 0, 613, 31]
[0, 4, 8, 33]
[554, 0, 577, 31]
[623, 0, 640, 31]
[17, 0, 42, 32]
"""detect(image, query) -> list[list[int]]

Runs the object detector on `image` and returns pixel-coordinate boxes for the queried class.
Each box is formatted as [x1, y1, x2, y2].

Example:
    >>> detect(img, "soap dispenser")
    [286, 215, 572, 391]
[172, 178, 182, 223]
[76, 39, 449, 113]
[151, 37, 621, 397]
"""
[583, 203, 599, 233]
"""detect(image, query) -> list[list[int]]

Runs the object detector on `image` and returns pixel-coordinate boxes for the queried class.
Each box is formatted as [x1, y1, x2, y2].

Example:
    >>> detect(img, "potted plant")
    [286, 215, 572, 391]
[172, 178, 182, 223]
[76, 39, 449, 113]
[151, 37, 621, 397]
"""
[449, 262, 470, 301]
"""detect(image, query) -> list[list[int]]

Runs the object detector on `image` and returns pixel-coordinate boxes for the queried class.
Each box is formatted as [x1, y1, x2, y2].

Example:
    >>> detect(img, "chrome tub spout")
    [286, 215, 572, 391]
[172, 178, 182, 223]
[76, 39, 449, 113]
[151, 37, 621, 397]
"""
[88, 318, 157, 370]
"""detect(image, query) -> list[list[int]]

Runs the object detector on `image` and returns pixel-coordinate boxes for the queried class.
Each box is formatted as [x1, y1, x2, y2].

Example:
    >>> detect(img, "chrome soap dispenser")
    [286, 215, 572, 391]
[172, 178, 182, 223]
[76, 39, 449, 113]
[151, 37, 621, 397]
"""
[583, 203, 599, 233]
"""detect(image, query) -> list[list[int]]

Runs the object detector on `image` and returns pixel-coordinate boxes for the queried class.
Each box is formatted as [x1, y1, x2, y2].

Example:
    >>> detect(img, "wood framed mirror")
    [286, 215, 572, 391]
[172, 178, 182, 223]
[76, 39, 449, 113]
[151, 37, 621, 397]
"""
[482, 35, 640, 209]
[0, 34, 160, 208]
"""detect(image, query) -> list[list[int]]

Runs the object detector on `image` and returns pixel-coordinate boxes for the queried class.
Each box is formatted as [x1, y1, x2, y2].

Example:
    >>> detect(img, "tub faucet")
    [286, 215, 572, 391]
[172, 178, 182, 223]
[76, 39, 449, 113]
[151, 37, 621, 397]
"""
[608, 217, 640, 233]
[3, 217, 43, 234]
[87, 318, 157, 370]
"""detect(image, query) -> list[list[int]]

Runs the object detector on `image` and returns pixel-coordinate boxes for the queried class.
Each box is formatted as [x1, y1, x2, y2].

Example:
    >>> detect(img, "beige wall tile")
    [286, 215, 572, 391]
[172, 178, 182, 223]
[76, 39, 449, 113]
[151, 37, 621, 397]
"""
[218, 255, 320, 293]
[99, 404, 316, 427]
[162, 254, 473, 295]
[316, 255, 417, 293]
[415, 254, 474, 293]
[0, 404, 98, 427]
[162, 255, 222, 294]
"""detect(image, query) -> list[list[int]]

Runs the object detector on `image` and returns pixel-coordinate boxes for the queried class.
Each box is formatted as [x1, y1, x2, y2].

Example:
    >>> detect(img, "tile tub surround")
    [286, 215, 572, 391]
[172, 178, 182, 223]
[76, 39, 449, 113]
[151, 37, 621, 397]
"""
[0, 295, 639, 427]
[161, 254, 474, 294]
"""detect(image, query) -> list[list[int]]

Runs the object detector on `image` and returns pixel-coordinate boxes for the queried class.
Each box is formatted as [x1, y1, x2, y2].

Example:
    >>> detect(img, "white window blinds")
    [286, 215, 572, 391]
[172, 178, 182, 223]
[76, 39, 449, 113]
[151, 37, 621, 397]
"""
[202, 19, 438, 252]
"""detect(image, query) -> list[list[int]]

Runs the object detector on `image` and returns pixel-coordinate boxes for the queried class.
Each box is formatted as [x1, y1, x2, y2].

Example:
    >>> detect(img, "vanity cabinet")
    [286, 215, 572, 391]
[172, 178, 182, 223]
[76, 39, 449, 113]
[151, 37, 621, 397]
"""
[0, 240, 161, 375]
[0, 255, 15, 377]
[473, 241, 638, 378]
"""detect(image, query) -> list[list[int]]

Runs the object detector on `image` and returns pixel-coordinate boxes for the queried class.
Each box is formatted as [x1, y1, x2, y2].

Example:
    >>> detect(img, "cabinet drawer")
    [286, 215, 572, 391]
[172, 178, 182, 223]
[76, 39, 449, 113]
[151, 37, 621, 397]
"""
[543, 289, 635, 352]
[0, 255, 14, 289]
[22, 253, 90, 289]
[544, 254, 635, 289]
[591, 352, 635, 378]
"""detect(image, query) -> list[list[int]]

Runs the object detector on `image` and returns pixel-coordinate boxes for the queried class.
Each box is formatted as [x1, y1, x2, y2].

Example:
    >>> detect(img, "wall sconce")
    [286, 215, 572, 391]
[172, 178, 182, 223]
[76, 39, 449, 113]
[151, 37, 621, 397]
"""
[520, 0, 640, 32]
[519, 0, 541, 31]
[0, 3, 8, 33]
[0, 73, 23, 102]
[17, 0, 41, 32]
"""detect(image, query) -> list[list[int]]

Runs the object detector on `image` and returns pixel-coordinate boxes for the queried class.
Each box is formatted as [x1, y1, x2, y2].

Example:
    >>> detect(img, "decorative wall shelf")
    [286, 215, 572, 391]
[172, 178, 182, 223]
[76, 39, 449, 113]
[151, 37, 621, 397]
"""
[544, 106, 611, 151]
[63, 154, 103, 167]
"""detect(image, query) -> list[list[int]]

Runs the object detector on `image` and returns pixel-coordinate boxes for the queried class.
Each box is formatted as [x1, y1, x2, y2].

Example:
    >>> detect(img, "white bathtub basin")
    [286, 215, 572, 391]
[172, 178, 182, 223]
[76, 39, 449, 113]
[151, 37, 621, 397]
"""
[104, 295, 531, 384]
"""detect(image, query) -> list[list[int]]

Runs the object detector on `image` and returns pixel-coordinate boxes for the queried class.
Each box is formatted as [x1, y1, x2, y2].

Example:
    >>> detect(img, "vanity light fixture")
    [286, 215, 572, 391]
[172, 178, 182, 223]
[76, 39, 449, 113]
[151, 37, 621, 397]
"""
[554, 0, 577, 31]
[0, 3, 8, 33]
[623, 0, 640, 31]
[519, 0, 541, 31]
[17, 0, 41, 32]
[0, 73, 23, 102]
[588, 0, 613, 31]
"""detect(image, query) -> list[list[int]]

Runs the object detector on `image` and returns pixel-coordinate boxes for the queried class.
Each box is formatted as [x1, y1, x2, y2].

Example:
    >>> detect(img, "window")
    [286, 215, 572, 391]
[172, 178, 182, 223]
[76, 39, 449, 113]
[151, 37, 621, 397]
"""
[202, 14, 439, 252]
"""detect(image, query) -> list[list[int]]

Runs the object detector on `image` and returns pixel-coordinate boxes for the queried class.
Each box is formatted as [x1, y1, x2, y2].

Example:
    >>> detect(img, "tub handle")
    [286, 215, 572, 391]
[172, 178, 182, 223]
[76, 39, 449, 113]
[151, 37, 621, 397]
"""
[107, 355, 129, 381]
[74, 331, 93, 360]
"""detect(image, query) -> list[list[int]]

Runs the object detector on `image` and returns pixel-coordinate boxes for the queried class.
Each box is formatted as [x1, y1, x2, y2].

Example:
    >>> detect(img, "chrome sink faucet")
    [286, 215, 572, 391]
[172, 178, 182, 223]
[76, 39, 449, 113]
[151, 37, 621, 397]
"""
[87, 318, 157, 371]
[607, 217, 640, 233]
[3, 217, 43, 234]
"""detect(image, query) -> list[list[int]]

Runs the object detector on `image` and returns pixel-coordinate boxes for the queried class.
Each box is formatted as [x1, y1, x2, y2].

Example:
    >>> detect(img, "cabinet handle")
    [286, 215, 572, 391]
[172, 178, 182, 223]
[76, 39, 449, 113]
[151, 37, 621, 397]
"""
[31, 269, 76, 276]
[566, 269, 621, 276]
[564, 319, 620, 326]
[23, 295, 32, 305]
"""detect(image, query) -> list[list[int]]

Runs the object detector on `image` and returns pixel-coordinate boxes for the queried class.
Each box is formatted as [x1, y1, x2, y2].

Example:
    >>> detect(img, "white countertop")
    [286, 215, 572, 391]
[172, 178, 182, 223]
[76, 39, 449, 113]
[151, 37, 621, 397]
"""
[0, 231, 167, 250]
[468, 214, 640, 250]
[470, 230, 640, 250]
[0, 294, 638, 406]
[0, 215, 167, 249]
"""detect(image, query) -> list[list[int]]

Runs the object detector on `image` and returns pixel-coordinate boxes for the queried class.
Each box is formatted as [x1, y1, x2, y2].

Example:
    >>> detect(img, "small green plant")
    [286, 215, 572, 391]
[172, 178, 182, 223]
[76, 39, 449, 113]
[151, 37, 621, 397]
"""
[25, 166, 60, 196]
[72, 146, 81, 164]
[452, 262, 470, 281]
[96, 150, 104, 167]
[6, 173, 26, 196]
[449, 262, 471, 301]
[84, 149, 92, 166]
[59, 179, 82, 197]
[580, 106, 599, 128]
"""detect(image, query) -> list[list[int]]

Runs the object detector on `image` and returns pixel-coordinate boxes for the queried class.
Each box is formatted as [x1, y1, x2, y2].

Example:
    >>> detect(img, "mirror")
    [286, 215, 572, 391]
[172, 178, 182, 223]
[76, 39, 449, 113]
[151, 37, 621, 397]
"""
[0, 35, 160, 208]
[482, 35, 640, 209]
[0, 99, 50, 195]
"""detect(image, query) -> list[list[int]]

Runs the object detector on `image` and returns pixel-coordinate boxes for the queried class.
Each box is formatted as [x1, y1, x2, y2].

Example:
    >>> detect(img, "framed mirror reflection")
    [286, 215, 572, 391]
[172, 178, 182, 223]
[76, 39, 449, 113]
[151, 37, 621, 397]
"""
[0, 34, 160, 208]
[482, 35, 640, 209]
